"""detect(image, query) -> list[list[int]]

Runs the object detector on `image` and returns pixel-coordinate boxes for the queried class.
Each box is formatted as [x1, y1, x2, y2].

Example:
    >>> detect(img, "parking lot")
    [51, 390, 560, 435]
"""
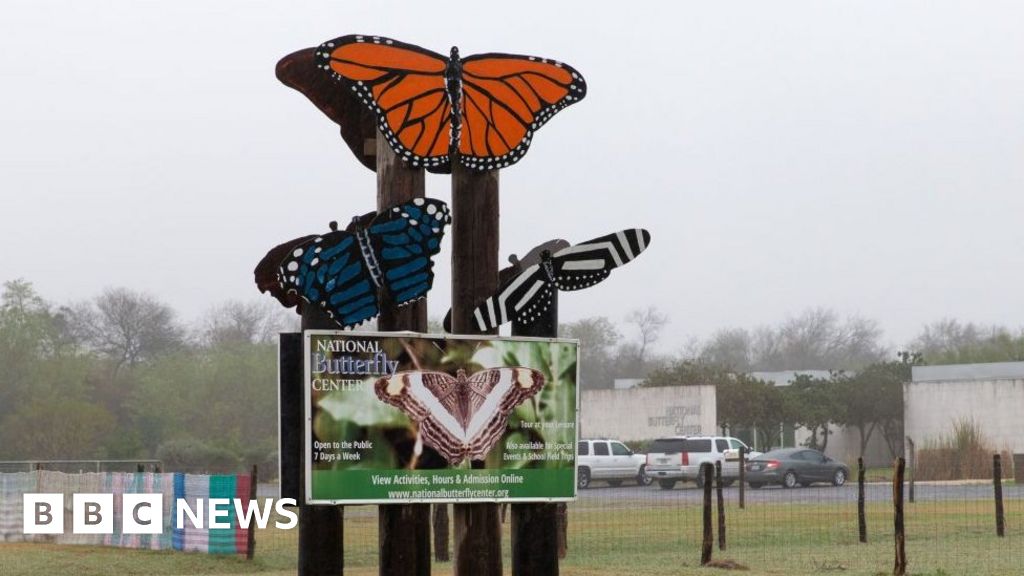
[577, 479, 1021, 505]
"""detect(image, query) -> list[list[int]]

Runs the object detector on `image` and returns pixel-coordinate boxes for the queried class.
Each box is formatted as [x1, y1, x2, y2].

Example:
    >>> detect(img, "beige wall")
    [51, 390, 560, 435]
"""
[793, 424, 893, 468]
[581, 386, 716, 442]
[904, 378, 1024, 454]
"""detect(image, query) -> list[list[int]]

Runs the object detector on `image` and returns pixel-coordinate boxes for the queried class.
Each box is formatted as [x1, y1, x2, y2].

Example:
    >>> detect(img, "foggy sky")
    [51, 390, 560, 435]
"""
[2, 0, 1022, 353]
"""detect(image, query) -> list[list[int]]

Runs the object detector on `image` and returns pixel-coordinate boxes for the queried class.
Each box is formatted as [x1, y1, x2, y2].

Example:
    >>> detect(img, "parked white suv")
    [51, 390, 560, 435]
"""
[644, 436, 760, 489]
[577, 438, 652, 489]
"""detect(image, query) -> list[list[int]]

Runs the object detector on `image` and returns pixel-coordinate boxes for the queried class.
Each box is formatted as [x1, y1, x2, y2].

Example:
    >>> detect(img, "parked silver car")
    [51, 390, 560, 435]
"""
[745, 448, 850, 489]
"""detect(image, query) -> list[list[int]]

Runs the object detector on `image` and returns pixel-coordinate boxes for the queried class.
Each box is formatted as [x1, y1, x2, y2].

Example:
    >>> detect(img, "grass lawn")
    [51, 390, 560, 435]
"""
[1, 498, 1019, 575]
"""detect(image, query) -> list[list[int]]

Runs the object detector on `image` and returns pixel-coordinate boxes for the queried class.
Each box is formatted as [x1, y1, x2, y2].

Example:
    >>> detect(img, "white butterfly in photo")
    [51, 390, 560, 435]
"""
[374, 367, 545, 465]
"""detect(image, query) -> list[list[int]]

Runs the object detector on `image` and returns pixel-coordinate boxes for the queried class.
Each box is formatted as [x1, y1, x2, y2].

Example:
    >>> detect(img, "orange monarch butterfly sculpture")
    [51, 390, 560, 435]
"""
[316, 34, 587, 173]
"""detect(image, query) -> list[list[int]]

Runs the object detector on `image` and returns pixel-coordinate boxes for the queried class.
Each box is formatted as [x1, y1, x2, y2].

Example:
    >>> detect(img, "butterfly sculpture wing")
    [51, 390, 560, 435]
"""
[367, 197, 451, 306]
[254, 234, 317, 309]
[441, 239, 570, 333]
[458, 54, 586, 171]
[375, 367, 545, 465]
[472, 264, 554, 331]
[277, 230, 380, 328]
[265, 198, 451, 329]
[317, 35, 452, 173]
[316, 34, 586, 173]
[551, 228, 651, 291]
[470, 229, 652, 331]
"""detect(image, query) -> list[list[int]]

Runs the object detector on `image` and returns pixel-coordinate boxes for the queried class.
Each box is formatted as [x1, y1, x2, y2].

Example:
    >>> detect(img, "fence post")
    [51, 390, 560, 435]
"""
[893, 457, 906, 576]
[715, 461, 726, 551]
[738, 447, 745, 510]
[994, 454, 1005, 538]
[906, 437, 915, 504]
[248, 464, 258, 560]
[701, 463, 713, 565]
[858, 457, 866, 543]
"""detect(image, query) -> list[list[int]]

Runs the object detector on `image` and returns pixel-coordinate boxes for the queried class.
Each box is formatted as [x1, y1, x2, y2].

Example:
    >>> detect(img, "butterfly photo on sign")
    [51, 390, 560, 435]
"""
[374, 366, 545, 466]
[315, 34, 587, 173]
[253, 197, 451, 329]
[309, 334, 578, 477]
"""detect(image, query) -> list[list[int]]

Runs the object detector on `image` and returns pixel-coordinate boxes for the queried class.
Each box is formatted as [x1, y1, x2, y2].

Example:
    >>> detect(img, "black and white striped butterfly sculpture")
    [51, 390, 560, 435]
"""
[472, 228, 651, 330]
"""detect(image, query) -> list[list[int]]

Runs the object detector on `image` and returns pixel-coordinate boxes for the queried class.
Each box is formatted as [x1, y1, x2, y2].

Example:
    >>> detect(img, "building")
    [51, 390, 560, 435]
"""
[579, 369, 895, 467]
[905, 361, 1024, 454]
[580, 385, 716, 442]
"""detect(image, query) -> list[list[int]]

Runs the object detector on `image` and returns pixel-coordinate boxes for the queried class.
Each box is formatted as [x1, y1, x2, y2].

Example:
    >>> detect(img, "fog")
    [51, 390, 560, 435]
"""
[2, 1, 1023, 350]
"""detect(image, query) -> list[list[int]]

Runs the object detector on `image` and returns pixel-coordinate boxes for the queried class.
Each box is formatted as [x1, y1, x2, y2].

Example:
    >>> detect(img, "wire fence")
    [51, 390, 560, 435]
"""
[1, 458, 1021, 575]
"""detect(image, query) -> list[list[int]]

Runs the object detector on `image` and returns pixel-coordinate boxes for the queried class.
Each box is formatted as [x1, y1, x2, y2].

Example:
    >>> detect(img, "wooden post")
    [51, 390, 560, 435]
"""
[994, 454, 1005, 537]
[299, 305, 344, 576]
[858, 457, 866, 543]
[701, 463, 713, 566]
[433, 505, 450, 562]
[511, 291, 559, 576]
[738, 447, 745, 510]
[893, 457, 906, 576]
[278, 333, 303, 502]
[715, 461, 726, 551]
[247, 464, 258, 560]
[376, 133, 432, 576]
[556, 504, 568, 559]
[450, 164, 502, 576]
[906, 437, 915, 504]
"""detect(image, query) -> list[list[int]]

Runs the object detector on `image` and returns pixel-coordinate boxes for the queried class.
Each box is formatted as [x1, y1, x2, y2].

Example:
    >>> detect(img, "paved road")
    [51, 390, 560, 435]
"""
[576, 480, 1023, 505]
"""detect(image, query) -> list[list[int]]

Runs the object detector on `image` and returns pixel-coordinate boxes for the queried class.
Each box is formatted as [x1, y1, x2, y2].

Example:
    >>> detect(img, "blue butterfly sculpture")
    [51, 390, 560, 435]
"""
[255, 197, 451, 329]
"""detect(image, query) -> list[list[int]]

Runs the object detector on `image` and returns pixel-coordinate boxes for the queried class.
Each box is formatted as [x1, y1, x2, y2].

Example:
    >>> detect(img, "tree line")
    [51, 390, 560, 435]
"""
[0, 279, 295, 472]
[3, 278, 1023, 467]
[570, 307, 1024, 458]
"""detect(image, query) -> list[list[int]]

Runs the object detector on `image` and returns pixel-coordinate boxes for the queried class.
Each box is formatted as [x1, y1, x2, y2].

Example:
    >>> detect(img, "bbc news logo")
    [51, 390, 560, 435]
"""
[23, 494, 298, 534]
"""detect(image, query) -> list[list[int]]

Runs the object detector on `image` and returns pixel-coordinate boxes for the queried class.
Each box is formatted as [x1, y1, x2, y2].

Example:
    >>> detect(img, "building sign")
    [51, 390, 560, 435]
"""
[304, 330, 579, 504]
[580, 386, 716, 442]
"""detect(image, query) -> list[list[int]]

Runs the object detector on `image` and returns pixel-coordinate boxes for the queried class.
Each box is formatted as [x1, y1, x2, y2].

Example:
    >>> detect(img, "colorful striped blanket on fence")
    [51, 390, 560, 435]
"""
[0, 471, 252, 555]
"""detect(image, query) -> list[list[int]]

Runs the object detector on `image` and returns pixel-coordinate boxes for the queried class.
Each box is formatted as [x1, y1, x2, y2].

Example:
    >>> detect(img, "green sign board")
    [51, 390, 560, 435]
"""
[304, 330, 579, 504]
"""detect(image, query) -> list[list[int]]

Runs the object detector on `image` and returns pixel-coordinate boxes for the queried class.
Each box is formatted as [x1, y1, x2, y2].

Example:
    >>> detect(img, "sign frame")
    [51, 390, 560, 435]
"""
[303, 329, 580, 505]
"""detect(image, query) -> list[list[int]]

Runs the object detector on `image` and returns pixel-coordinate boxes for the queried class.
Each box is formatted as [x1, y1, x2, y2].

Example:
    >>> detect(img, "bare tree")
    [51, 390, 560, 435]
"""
[199, 300, 296, 346]
[563, 316, 621, 389]
[910, 319, 1024, 363]
[71, 288, 184, 374]
[563, 316, 621, 349]
[700, 328, 753, 371]
[751, 308, 883, 371]
[626, 306, 668, 364]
